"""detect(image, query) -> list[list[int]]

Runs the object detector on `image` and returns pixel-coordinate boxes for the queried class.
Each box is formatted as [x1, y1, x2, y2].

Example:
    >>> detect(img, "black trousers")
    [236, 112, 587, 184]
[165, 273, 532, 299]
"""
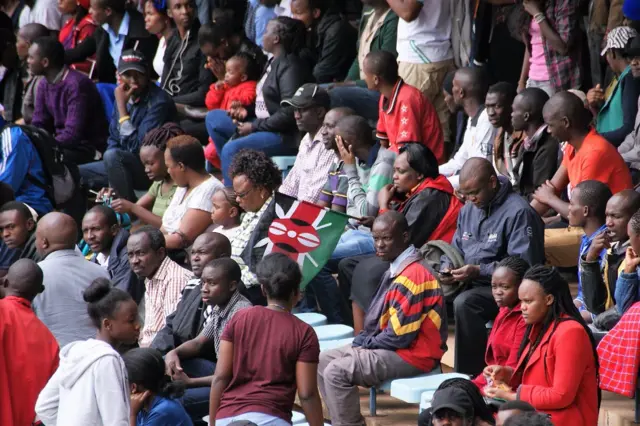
[338, 254, 389, 310]
[453, 285, 498, 376]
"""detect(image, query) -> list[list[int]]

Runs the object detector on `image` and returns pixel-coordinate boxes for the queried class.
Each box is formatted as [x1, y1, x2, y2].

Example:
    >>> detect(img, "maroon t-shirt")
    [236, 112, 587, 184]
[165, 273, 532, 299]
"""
[216, 306, 320, 422]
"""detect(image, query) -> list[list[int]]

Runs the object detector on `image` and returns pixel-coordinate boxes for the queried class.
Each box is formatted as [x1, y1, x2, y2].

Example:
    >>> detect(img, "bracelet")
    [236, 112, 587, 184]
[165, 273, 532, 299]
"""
[534, 12, 546, 24]
[118, 115, 131, 124]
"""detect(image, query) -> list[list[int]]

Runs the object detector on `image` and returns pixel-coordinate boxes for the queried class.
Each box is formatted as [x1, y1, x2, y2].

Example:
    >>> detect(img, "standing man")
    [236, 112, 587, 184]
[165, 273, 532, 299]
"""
[127, 225, 192, 347]
[33, 212, 110, 347]
[79, 49, 176, 202]
[29, 36, 108, 165]
[440, 158, 544, 375]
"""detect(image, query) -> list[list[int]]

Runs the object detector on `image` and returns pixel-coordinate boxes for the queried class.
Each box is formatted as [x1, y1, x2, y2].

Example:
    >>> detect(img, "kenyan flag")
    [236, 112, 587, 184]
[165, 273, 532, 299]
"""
[241, 192, 349, 289]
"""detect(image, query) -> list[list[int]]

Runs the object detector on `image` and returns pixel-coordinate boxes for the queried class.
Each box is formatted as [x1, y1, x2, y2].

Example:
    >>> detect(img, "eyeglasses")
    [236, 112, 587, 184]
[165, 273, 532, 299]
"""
[236, 187, 255, 199]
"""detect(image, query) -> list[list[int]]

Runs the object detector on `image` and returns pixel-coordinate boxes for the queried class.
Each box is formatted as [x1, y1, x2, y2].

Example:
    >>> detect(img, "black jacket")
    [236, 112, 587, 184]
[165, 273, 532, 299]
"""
[150, 282, 216, 361]
[161, 20, 214, 107]
[251, 53, 313, 148]
[0, 66, 23, 122]
[580, 241, 627, 315]
[513, 130, 560, 201]
[304, 11, 357, 83]
[64, 9, 159, 83]
[90, 228, 145, 304]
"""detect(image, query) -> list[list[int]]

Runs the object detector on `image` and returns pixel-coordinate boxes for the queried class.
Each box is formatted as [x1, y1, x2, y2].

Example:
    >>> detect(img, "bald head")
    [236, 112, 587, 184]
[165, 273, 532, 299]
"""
[544, 91, 591, 128]
[363, 50, 399, 84]
[3, 259, 44, 301]
[613, 190, 640, 214]
[18, 23, 50, 43]
[374, 210, 409, 234]
[459, 158, 497, 185]
[194, 232, 231, 257]
[372, 211, 410, 261]
[36, 212, 78, 256]
[454, 67, 489, 102]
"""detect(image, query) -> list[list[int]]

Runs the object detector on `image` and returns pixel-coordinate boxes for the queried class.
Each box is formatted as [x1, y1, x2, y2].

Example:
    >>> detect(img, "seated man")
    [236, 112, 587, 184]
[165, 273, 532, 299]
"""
[440, 158, 544, 376]
[439, 67, 496, 187]
[364, 51, 444, 162]
[290, 0, 357, 84]
[33, 212, 110, 347]
[532, 92, 633, 268]
[318, 211, 447, 426]
[0, 259, 60, 426]
[614, 210, 640, 315]
[0, 126, 52, 216]
[81, 205, 144, 303]
[29, 37, 108, 165]
[63, 0, 158, 84]
[618, 36, 640, 171]
[127, 225, 192, 347]
[565, 180, 613, 322]
[79, 50, 176, 202]
[15, 24, 50, 124]
[0, 201, 41, 266]
[510, 88, 559, 200]
[327, 0, 398, 122]
[278, 84, 334, 204]
[581, 190, 640, 328]
[164, 257, 251, 423]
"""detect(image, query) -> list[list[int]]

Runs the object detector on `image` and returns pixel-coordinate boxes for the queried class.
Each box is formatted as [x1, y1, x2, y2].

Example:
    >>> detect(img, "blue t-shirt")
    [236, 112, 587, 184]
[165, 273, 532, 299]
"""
[136, 396, 193, 426]
[0, 127, 53, 215]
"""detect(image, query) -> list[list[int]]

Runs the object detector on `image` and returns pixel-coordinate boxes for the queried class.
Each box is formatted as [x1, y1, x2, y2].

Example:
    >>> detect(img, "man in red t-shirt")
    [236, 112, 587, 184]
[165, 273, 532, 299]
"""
[0, 259, 59, 426]
[363, 51, 445, 163]
[531, 92, 633, 267]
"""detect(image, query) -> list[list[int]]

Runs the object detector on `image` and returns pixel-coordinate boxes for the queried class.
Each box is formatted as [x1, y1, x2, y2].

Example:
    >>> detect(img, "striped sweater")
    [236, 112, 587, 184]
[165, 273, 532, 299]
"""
[353, 247, 448, 371]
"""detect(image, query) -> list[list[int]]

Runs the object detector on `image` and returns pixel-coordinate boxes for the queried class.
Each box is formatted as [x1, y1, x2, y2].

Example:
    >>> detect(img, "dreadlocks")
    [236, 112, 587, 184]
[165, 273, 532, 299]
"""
[141, 122, 185, 151]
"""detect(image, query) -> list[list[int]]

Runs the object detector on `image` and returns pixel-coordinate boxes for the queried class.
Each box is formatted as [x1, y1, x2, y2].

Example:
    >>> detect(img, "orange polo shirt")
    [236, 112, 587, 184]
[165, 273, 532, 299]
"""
[562, 129, 632, 194]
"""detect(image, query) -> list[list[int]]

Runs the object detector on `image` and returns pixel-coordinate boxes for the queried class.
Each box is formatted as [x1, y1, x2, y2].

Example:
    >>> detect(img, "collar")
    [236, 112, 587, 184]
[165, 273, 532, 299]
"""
[148, 256, 174, 282]
[469, 105, 485, 126]
[213, 290, 243, 319]
[524, 124, 547, 150]
[103, 11, 130, 37]
[381, 79, 404, 114]
[610, 239, 630, 255]
[580, 224, 608, 253]
[43, 248, 82, 261]
[389, 245, 417, 277]
[366, 142, 381, 167]
[51, 66, 68, 84]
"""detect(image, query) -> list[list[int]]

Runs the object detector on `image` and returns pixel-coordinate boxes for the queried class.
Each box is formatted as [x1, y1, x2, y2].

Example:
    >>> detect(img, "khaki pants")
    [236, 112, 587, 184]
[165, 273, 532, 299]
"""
[544, 226, 584, 267]
[318, 345, 423, 426]
[398, 59, 455, 144]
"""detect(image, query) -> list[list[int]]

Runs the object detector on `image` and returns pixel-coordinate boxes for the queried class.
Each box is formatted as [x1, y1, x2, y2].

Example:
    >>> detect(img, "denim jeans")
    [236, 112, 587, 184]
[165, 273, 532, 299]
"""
[205, 110, 295, 184]
[79, 148, 150, 202]
[299, 229, 375, 324]
[328, 86, 381, 124]
[180, 358, 216, 425]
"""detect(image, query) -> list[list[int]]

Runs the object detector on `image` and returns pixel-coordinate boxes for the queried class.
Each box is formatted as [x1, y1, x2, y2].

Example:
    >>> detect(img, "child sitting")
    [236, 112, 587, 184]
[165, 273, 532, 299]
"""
[108, 123, 183, 227]
[122, 347, 193, 426]
[204, 53, 260, 169]
[211, 187, 243, 241]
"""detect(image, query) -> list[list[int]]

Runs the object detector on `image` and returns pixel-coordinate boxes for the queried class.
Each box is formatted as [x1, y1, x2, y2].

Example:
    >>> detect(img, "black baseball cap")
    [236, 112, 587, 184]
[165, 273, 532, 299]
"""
[627, 35, 640, 58]
[118, 49, 148, 74]
[281, 83, 331, 109]
[430, 387, 475, 417]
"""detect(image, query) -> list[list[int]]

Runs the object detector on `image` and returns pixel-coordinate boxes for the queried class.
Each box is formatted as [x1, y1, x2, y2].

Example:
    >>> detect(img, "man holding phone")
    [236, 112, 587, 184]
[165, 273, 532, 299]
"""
[79, 50, 177, 202]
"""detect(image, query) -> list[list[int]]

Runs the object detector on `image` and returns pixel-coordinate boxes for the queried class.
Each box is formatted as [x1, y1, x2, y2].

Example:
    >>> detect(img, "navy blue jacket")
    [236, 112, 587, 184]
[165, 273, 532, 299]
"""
[446, 177, 545, 285]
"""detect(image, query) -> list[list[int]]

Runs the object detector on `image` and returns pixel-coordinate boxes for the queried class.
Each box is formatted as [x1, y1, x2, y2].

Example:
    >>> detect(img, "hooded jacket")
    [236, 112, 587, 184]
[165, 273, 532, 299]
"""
[90, 228, 145, 304]
[390, 174, 463, 247]
[447, 177, 545, 284]
[35, 339, 130, 426]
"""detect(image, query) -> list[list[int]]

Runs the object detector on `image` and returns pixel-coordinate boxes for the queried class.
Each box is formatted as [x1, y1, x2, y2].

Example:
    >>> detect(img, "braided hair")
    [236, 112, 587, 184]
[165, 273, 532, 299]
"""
[141, 122, 185, 152]
[496, 256, 530, 283]
[517, 265, 600, 406]
[215, 186, 244, 215]
[271, 16, 307, 55]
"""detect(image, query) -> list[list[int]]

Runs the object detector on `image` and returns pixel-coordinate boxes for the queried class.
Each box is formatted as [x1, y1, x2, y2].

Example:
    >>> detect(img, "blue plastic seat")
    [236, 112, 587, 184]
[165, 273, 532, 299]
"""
[294, 312, 328, 327]
[419, 390, 436, 413]
[313, 324, 354, 341]
[292, 411, 306, 424]
[319, 337, 354, 352]
[271, 156, 297, 179]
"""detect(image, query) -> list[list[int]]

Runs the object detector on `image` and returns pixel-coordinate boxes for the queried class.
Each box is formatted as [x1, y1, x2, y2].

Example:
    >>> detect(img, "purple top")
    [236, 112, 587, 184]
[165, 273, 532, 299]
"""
[31, 68, 108, 151]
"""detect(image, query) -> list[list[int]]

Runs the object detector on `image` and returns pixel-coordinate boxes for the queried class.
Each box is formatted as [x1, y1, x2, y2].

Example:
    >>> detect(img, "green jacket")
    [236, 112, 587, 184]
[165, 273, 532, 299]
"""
[346, 8, 398, 87]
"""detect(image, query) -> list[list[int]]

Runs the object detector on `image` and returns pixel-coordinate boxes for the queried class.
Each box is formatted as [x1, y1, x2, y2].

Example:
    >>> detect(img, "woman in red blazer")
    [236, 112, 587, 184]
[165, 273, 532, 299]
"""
[472, 256, 529, 392]
[484, 265, 599, 426]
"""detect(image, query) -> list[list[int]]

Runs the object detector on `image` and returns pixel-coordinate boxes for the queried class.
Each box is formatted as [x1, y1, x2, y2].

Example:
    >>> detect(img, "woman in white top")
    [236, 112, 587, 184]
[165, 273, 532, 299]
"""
[162, 135, 223, 251]
[144, 0, 173, 81]
[36, 278, 141, 426]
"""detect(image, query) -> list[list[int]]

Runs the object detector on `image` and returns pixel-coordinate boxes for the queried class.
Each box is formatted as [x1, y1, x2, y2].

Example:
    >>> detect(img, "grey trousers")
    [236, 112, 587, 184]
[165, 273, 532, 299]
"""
[317, 345, 423, 426]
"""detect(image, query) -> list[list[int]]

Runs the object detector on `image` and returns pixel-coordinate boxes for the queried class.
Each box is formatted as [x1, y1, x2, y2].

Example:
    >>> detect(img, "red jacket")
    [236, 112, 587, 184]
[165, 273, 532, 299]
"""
[205, 80, 257, 111]
[473, 304, 526, 391]
[517, 319, 598, 426]
[0, 296, 59, 426]
[59, 14, 98, 76]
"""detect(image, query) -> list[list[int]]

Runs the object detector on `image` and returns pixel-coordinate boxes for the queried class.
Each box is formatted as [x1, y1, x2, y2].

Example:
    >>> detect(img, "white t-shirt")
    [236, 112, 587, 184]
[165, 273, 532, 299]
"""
[162, 176, 223, 233]
[396, 0, 453, 64]
[31, 0, 64, 30]
[153, 36, 167, 83]
[213, 225, 239, 243]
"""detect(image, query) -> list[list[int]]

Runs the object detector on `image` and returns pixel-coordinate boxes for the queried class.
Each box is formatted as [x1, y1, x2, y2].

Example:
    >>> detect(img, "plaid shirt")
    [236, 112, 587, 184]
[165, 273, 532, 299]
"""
[199, 291, 252, 356]
[597, 302, 640, 397]
[139, 256, 192, 347]
[231, 195, 273, 288]
[279, 130, 336, 203]
[526, 0, 582, 93]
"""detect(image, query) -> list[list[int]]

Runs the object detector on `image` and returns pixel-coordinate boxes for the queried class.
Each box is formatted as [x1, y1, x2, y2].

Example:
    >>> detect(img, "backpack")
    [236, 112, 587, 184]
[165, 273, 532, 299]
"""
[12, 125, 77, 206]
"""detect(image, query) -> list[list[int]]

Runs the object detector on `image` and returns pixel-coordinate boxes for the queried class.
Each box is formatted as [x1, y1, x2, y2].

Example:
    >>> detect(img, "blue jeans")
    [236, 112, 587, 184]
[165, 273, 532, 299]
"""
[328, 86, 381, 124]
[205, 110, 294, 184]
[180, 358, 216, 425]
[299, 229, 375, 324]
